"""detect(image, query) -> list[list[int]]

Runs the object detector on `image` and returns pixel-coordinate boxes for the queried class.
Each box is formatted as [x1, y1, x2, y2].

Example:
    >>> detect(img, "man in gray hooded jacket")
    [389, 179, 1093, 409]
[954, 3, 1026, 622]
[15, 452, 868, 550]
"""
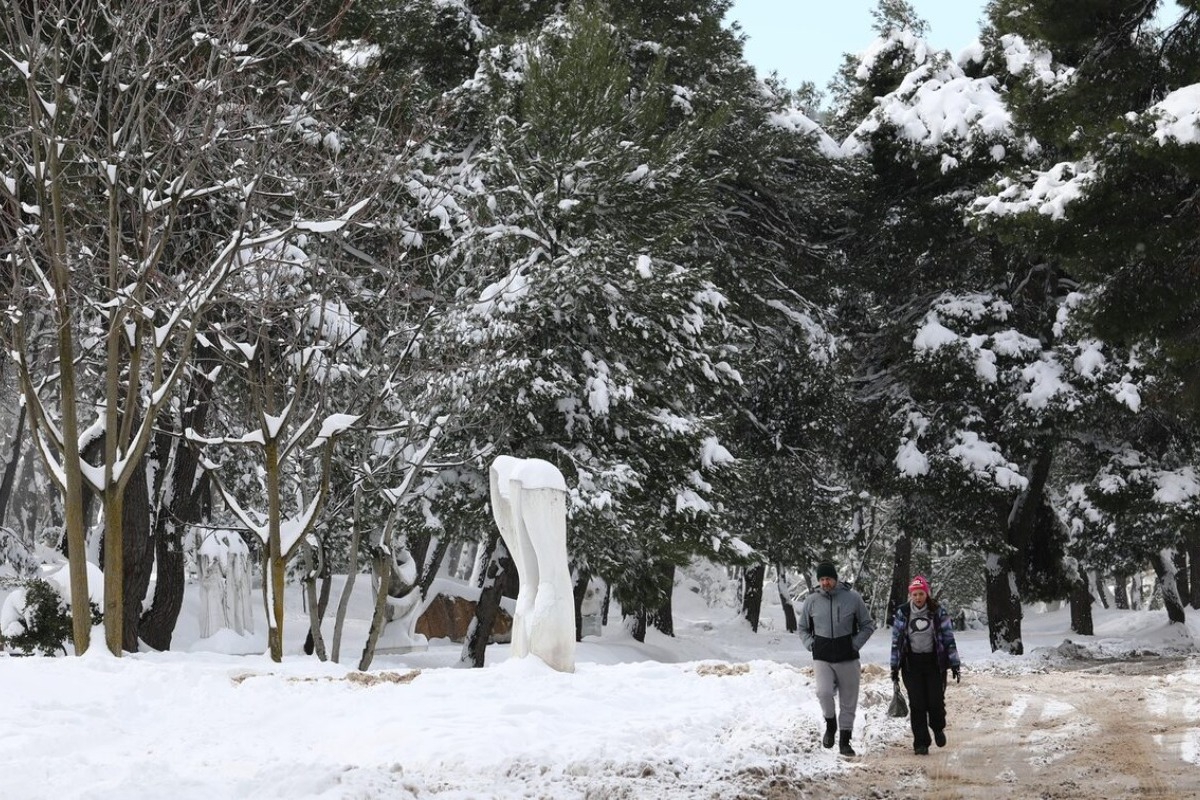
[799, 561, 875, 756]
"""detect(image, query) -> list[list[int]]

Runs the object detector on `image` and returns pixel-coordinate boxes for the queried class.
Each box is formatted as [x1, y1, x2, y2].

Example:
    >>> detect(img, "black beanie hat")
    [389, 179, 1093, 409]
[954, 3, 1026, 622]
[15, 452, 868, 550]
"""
[816, 561, 838, 580]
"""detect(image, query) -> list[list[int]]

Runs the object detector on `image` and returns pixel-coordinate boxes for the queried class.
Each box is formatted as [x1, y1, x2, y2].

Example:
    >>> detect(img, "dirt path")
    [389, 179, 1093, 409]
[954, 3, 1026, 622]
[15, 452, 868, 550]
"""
[783, 657, 1200, 800]
[796, 657, 1200, 800]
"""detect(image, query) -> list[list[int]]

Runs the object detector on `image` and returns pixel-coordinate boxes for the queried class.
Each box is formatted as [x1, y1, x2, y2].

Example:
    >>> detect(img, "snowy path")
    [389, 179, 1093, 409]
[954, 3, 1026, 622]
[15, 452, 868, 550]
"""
[792, 656, 1200, 800]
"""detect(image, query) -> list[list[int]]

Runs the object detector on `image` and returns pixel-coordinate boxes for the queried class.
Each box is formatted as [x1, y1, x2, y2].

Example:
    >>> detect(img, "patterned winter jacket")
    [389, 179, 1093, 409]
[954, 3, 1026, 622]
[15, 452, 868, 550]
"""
[890, 601, 961, 673]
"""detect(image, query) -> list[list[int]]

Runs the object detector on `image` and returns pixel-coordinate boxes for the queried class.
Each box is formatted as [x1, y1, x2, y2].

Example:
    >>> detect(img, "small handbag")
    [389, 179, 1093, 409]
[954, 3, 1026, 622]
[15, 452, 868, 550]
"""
[887, 679, 909, 717]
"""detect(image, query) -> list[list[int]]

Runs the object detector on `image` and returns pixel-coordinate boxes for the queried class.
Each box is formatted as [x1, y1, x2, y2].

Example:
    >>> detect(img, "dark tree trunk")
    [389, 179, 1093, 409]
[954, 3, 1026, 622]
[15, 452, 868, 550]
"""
[573, 569, 589, 642]
[1093, 571, 1110, 609]
[461, 533, 514, 668]
[1150, 550, 1187, 624]
[408, 530, 431, 579]
[741, 562, 765, 633]
[302, 539, 332, 658]
[986, 445, 1054, 653]
[630, 609, 647, 643]
[140, 368, 214, 651]
[1174, 548, 1190, 611]
[121, 455, 153, 652]
[985, 556, 1024, 654]
[0, 410, 26, 525]
[776, 563, 797, 633]
[1113, 572, 1130, 609]
[1069, 570, 1094, 635]
[1187, 525, 1200, 609]
[886, 532, 912, 626]
[418, 537, 449, 599]
[647, 562, 675, 637]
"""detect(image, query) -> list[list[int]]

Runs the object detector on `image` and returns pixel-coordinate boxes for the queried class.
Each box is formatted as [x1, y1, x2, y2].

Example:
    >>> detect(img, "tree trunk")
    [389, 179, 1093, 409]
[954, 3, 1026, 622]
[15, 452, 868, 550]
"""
[140, 368, 213, 652]
[82, 419, 151, 655]
[263, 432, 287, 661]
[1150, 550, 1187, 624]
[408, 530, 431, 581]
[1174, 548, 1190, 611]
[886, 532, 912, 626]
[572, 569, 589, 642]
[120, 456, 153, 652]
[418, 537, 449, 599]
[601, 582, 611, 627]
[1091, 571, 1110, 610]
[630, 609, 648, 643]
[301, 539, 328, 661]
[741, 562, 765, 633]
[1069, 569, 1094, 636]
[1187, 525, 1200, 609]
[331, 487, 365, 664]
[648, 562, 675, 637]
[0, 411, 26, 525]
[358, 548, 394, 671]
[986, 445, 1054, 654]
[985, 552, 1024, 654]
[775, 563, 797, 633]
[461, 533, 513, 668]
[1113, 571, 1130, 610]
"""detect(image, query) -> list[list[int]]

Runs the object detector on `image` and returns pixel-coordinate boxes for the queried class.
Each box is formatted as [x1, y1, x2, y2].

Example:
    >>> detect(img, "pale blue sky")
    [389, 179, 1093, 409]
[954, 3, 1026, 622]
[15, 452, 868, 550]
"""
[726, 1, 989, 90]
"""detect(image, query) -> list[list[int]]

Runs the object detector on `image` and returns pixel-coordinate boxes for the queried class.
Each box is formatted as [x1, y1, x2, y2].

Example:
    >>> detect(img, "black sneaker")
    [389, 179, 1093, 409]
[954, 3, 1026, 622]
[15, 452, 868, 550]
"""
[914, 745, 929, 755]
[934, 730, 946, 748]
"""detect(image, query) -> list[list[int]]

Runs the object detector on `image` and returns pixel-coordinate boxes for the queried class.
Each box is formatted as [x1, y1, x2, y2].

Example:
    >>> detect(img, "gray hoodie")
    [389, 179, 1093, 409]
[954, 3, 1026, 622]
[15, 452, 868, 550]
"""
[799, 583, 875, 663]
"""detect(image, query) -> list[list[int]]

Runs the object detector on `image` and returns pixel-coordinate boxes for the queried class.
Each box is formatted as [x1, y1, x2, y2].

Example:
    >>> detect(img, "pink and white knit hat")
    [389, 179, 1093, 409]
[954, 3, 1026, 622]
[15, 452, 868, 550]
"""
[908, 575, 931, 595]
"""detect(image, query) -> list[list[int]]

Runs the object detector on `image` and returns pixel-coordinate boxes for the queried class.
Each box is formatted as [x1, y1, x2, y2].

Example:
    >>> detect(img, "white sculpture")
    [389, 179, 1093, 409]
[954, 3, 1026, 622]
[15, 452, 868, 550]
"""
[197, 530, 255, 638]
[490, 456, 575, 673]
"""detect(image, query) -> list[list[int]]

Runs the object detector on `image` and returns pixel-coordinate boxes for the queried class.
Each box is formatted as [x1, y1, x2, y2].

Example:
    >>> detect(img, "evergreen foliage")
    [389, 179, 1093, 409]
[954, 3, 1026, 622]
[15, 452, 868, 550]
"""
[0, 578, 102, 657]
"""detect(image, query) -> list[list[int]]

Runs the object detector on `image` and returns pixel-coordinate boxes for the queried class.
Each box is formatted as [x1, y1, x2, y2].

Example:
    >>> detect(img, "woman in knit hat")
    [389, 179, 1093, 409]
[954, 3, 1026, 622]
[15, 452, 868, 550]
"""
[889, 575, 961, 755]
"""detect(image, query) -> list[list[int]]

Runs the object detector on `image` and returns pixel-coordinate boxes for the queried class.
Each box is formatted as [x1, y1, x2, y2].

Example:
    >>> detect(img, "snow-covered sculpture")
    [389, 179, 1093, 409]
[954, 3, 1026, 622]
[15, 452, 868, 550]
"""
[490, 456, 575, 673]
[197, 530, 255, 638]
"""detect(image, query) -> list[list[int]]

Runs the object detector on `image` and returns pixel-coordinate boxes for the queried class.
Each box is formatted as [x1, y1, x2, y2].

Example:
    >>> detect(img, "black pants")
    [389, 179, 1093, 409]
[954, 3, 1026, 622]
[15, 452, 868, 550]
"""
[902, 652, 946, 747]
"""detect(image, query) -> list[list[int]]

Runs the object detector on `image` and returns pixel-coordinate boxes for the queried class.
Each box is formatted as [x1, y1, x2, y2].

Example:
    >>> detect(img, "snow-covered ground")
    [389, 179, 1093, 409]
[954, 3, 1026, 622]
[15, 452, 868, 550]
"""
[1, 569, 1197, 799]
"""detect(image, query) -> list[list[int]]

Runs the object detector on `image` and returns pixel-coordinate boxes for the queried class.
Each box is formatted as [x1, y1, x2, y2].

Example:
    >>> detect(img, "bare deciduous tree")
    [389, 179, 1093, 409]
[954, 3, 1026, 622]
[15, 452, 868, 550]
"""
[0, 0, 359, 654]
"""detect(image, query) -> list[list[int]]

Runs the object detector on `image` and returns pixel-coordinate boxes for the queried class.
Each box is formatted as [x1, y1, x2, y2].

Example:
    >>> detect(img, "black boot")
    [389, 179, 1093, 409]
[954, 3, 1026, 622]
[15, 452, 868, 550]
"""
[934, 729, 946, 748]
[839, 730, 856, 756]
[822, 717, 836, 748]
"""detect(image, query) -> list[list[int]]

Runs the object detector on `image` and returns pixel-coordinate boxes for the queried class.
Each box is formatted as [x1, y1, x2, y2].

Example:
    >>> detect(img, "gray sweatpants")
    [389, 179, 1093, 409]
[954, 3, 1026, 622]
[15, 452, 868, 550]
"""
[813, 659, 861, 731]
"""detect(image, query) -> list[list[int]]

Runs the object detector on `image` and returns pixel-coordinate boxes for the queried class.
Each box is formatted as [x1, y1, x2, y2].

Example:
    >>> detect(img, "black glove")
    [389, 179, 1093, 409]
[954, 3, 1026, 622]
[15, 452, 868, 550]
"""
[891, 668, 899, 683]
[951, 666, 961, 683]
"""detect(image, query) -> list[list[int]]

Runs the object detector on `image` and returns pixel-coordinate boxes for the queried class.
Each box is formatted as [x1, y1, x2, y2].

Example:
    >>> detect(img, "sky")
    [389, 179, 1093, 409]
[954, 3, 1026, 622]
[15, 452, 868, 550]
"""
[726, 1, 987, 90]
[2, 563, 1199, 798]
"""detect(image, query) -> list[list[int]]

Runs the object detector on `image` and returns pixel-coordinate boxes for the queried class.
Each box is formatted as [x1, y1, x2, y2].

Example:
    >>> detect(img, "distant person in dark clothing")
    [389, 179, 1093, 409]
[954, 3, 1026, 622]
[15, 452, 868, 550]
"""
[890, 575, 961, 755]
[800, 561, 876, 756]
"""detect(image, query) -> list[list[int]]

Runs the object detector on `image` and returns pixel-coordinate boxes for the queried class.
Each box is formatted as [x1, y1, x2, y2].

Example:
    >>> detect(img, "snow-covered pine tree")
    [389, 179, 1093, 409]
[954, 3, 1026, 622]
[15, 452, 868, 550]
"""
[827, 0, 1149, 652]
[974, 0, 1200, 624]
[671, 5, 854, 629]
[410, 1, 742, 641]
